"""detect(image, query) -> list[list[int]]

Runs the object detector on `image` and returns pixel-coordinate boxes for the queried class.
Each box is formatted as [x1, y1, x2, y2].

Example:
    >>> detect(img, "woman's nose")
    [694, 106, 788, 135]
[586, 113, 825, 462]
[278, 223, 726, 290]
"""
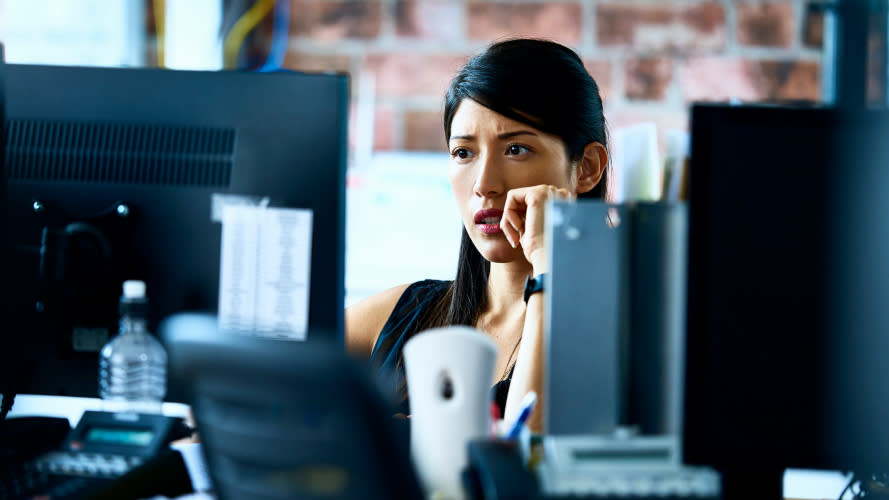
[473, 156, 504, 198]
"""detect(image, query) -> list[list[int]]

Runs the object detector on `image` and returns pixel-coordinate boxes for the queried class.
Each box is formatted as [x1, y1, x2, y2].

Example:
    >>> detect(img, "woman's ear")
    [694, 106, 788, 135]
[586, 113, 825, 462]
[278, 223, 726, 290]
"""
[575, 141, 607, 195]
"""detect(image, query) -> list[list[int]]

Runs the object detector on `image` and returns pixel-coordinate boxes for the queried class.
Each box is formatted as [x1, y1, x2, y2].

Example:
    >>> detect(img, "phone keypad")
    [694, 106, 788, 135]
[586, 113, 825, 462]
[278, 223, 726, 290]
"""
[34, 451, 142, 478]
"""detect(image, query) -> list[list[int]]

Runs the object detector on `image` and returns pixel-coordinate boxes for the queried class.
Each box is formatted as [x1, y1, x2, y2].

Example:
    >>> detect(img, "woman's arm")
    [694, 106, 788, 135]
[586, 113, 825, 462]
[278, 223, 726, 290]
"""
[500, 185, 573, 434]
[505, 280, 546, 433]
[344, 283, 411, 359]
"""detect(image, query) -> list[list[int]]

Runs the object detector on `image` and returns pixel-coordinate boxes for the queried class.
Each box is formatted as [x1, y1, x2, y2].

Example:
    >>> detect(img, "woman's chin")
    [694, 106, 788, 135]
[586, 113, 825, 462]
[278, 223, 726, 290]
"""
[478, 243, 525, 264]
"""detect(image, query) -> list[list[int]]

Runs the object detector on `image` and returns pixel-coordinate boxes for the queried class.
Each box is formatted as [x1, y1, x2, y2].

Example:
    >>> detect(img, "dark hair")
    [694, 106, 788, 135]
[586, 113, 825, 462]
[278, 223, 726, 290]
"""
[423, 38, 610, 332]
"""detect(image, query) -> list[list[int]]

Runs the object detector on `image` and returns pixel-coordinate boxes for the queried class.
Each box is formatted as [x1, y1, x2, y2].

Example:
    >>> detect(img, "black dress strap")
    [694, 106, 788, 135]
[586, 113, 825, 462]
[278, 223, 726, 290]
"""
[370, 280, 451, 414]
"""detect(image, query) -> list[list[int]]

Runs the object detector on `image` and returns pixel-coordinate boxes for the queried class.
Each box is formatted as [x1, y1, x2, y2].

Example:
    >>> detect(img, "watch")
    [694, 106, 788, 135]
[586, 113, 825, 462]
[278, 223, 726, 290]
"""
[523, 273, 546, 303]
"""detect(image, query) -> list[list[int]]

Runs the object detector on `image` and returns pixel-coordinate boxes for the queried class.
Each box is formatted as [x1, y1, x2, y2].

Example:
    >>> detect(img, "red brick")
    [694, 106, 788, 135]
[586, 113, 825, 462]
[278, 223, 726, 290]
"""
[584, 60, 613, 101]
[289, 1, 382, 40]
[281, 52, 353, 74]
[373, 105, 396, 151]
[679, 3, 725, 33]
[803, 8, 824, 49]
[625, 58, 673, 101]
[680, 57, 820, 103]
[679, 57, 760, 102]
[736, 1, 795, 48]
[596, 2, 726, 52]
[363, 53, 468, 98]
[348, 100, 394, 153]
[396, 1, 463, 41]
[404, 110, 446, 151]
[467, 2, 582, 45]
[754, 61, 821, 101]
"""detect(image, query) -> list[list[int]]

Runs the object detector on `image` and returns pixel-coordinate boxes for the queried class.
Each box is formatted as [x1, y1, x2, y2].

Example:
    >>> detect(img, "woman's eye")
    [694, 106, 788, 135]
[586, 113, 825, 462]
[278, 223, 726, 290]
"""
[451, 148, 473, 160]
[506, 144, 530, 156]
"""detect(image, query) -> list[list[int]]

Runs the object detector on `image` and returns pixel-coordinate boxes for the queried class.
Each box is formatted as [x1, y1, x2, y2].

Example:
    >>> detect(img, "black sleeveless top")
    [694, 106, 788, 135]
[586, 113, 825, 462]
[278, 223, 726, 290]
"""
[370, 279, 512, 417]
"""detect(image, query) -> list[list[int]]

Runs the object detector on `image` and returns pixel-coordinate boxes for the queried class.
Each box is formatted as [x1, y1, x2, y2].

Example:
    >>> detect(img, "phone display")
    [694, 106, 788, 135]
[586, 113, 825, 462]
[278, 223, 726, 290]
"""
[85, 427, 155, 447]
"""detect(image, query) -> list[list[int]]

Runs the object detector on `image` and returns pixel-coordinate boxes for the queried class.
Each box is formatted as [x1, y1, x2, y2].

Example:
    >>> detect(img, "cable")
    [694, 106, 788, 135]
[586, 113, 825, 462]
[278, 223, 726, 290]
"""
[220, 0, 250, 41]
[169, 420, 197, 443]
[153, 0, 166, 67]
[839, 473, 856, 500]
[257, 0, 291, 72]
[223, 0, 276, 70]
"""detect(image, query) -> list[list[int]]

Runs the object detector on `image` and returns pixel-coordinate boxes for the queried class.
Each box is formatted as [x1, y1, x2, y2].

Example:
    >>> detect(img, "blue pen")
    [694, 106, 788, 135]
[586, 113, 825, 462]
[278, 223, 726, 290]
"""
[505, 391, 537, 440]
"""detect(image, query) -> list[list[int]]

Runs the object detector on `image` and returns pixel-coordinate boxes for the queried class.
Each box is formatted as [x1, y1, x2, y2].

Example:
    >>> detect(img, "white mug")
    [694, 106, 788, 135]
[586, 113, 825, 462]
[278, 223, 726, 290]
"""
[404, 326, 497, 500]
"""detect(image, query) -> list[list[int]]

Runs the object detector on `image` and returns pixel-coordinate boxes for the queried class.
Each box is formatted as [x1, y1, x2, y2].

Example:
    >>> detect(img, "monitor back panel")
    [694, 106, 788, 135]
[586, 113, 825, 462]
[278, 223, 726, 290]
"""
[3, 65, 348, 399]
[684, 104, 889, 472]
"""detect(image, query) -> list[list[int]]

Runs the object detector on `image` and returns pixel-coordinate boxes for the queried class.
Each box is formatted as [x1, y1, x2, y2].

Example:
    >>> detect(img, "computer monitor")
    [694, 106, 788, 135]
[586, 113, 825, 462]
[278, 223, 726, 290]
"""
[2, 64, 348, 404]
[683, 103, 889, 497]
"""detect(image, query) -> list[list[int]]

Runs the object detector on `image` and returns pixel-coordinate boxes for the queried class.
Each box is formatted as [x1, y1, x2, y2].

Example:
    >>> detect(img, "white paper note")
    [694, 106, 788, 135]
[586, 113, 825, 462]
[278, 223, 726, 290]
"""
[611, 122, 662, 203]
[218, 205, 313, 340]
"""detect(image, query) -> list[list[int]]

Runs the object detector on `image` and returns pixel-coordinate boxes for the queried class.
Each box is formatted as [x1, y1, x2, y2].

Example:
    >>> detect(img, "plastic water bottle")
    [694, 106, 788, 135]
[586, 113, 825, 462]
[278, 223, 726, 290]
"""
[99, 280, 167, 414]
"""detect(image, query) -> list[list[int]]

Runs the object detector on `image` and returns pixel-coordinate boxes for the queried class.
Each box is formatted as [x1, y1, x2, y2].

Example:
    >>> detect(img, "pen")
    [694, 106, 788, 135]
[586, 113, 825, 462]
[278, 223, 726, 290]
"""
[505, 391, 537, 440]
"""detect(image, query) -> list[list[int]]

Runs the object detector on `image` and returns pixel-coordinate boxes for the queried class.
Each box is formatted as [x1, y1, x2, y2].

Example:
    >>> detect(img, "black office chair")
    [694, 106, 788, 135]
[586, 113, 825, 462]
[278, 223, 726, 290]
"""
[160, 313, 424, 500]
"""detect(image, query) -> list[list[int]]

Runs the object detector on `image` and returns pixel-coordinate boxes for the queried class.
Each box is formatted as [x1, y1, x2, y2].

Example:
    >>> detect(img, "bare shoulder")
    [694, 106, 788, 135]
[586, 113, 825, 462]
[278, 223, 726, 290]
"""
[345, 283, 412, 358]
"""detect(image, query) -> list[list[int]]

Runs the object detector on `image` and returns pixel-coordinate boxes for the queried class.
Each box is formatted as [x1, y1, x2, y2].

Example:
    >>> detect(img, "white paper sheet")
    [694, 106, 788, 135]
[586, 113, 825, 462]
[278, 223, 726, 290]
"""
[611, 122, 662, 202]
[218, 205, 312, 340]
[168, 442, 213, 493]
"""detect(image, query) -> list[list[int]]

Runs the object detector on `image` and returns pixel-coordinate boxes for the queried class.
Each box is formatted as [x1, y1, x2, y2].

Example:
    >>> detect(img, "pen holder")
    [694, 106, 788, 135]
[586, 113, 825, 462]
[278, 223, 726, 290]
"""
[404, 326, 497, 500]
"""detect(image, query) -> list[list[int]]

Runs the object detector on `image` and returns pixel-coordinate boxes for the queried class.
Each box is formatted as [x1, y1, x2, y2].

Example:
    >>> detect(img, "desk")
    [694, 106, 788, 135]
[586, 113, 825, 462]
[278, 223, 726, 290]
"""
[784, 469, 853, 500]
[5, 395, 854, 500]
[7, 394, 191, 426]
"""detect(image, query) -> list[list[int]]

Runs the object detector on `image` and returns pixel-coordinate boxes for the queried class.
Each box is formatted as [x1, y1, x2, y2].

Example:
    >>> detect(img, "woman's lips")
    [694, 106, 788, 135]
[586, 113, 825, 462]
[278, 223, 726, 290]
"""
[474, 208, 503, 235]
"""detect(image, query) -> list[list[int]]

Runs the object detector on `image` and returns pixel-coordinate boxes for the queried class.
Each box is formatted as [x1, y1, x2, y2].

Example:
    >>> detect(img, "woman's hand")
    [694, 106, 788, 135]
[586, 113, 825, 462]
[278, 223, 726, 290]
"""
[500, 185, 575, 273]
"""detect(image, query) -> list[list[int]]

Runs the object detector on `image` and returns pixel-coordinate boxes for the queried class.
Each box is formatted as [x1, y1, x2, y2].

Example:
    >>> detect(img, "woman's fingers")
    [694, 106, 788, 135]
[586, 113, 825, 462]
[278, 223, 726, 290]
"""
[502, 216, 521, 248]
[501, 188, 532, 248]
[501, 192, 526, 248]
[501, 185, 575, 256]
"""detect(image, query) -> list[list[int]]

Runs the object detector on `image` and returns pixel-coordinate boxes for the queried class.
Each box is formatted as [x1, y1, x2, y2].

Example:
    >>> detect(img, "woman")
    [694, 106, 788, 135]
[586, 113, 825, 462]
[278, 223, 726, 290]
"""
[346, 38, 609, 433]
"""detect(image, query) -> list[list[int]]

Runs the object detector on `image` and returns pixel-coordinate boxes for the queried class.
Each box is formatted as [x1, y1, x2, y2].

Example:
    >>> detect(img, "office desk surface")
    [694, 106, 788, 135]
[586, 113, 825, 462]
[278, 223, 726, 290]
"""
[4, 396, 852, 500]
[6, 394, 190, 425]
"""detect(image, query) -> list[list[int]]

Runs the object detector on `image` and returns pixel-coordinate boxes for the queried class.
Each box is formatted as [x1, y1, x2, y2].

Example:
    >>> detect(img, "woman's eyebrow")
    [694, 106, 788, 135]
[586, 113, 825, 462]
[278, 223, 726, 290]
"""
[450, 130, 538, 142]
[498, 130, 538, 140]
[449, 134, 474, 142]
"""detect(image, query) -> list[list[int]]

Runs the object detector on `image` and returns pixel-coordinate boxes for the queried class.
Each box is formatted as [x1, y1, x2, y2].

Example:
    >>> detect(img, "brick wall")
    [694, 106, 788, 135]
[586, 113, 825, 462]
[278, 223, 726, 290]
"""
[158, 0, 827, 156]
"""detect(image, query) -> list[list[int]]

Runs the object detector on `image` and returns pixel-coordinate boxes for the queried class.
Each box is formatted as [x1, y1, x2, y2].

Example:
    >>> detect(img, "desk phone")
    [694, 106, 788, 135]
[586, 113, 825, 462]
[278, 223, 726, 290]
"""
[1, 410, 192, 500]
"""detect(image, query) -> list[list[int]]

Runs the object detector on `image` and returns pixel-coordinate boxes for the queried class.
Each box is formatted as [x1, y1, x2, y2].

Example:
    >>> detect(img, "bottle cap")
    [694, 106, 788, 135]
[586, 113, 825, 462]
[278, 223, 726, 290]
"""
[120, 280, 149, 317]
[122, 280, 147, 300]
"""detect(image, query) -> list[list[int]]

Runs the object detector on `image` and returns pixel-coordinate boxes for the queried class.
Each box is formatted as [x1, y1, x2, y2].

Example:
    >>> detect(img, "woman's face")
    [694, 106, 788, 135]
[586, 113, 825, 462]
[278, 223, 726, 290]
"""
[448, 99, 577, 264]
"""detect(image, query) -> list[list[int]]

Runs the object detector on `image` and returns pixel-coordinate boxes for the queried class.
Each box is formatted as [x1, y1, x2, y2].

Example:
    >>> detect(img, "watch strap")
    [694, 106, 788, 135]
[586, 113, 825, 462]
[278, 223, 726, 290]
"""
[523, 273, 546, 303]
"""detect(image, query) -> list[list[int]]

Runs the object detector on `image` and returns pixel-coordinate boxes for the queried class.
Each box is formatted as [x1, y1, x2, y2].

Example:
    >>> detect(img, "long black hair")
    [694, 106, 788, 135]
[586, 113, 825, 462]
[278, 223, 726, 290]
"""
[420, 38, 610, 332]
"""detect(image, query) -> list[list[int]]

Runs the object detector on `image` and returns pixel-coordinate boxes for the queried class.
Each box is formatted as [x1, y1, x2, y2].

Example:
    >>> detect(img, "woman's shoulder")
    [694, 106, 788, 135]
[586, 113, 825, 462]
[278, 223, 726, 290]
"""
[396, 279, 452, 304]
[362, 279, 451, 326]
[345, 283, 411, 357]
[345, 279, 450, 357]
